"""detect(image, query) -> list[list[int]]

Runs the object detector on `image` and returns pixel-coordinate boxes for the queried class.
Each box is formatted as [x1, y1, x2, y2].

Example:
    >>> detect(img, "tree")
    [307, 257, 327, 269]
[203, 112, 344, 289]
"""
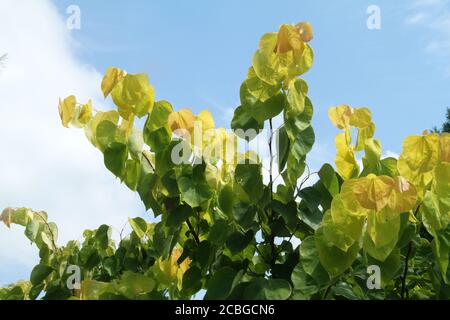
[1, 22, 449, 300]
[443, 108, 450, 133]
[432, 108, 450, 133]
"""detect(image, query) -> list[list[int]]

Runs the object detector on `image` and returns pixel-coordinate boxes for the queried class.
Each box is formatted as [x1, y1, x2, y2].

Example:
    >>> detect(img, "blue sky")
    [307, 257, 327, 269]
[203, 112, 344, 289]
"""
[0, 0, 449, 286]
[56, 0, 450, 153]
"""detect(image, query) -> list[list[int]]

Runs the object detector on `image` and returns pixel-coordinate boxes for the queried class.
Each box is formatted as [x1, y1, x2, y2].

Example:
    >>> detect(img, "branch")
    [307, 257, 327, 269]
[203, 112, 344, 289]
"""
[267, 118, 277, 271]
[322, 285, 332, 300]
[35, 212, 58, 251]
[401, 241, 413, 299]
[186, 218, 200, 245]
[276, 222, 301, 257]
[142, 151, 155, 172]
[268, 118, 274, 200]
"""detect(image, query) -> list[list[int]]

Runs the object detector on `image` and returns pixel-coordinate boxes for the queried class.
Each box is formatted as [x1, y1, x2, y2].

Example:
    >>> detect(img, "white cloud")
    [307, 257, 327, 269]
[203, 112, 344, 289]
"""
[412, 0, 449, 8]
[404, 13, 428, 26]
[0, 0, 145, 285]
[405, 0, 450, 71]
[383, 150, 400, 159]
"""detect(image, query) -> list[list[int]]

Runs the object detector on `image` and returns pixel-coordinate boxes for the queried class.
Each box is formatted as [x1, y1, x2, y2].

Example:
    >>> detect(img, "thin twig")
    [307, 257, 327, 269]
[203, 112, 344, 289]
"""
[276, 223, 301, 257]
[35, 212, 58, 251]
[322, 285, 332, 300]
[268, 118, 274, 199]
[142, 151, 155, 172]
[186, 219, 200, 245]
[401, 241, 413, 299]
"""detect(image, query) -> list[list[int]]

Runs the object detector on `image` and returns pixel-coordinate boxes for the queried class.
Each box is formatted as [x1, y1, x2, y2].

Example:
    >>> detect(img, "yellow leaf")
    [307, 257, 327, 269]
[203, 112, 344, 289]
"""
[328, 105, 353, 130]
[168, 108, 196, 134]
[440, 133, 450, 162]
[101, 67, 126, 98]
[197, 110, 215, 131]
[58, 95, 76, 128]
[355, 122, 375, 151]
[364, 210, 401, 260]
[330, 195, 366, 243]
[252, 33, 280, 86]
[398, 133, 439, 189]
[77, 100, 93, 126]
[351, 175, 395, 212]
[340, 179, 369, 215]
[335, 133, 359, 180]
[276, 24, 304, 54]
[111, 73, 155, 119]
[388, 176, 418, 213]
[349, 108, 372, 128]
[252, 24, 314, 86]
[1, 207, 13, 228]
[155, 248, 190, 290]
[295, 22, 314, 42]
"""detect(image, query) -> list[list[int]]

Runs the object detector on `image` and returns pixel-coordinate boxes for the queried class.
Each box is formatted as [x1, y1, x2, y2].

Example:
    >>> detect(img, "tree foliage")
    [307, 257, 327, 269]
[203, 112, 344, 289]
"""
[1, 22, 450, 300]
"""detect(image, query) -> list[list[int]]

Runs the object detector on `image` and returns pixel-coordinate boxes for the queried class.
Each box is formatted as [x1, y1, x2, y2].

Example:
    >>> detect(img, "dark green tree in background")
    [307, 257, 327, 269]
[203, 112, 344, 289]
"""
[443, 108, 450, 133]
[432, 108, 450, 133]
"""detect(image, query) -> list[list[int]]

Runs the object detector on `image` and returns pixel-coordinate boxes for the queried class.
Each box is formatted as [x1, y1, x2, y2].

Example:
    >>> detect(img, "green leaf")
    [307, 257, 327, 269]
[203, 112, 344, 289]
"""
[299, 237, 330, 285]
[291, 263, 319, 300]
[96, 120, 119, 151]
[264, 279, 292, 300]
[30, 264, 53, 286]
[235, 163, 264, 204]
[205, 267, 241, 300]
[291, 125, 315, 159]
[116, 271, 155, 299]
[166, 205, 193, 227]
[145, 127, 171, 152]
[318, 164, 339, 197]
[208, 219, 232, 246]
[243, 278, 292, 300]
[285, 154, 306, 187]
[331, 282, 361, 300]
[363, 211, 400, 262]
[380, 157, 398, 177]
[144, 100, 173, 132]
[176, 165, 213, 208]
[124, 159, 141, 191]
[240, 82, 285, 123]
[128, 217, 147, 239]
[272, 200, 299, 229]
[127, 128, 144, 159]
[367, 248, 401, 287]
[218, 183, 234, 217]
[286, 78, 308, 118]
[284, 96, 314, 140]
[137, 172, 162, 213]
[95, 225, 112, 250]
[143, 100, 173, 152]
[25, 219, 39, 242]
[85, 110, 119, 148]
[315, 212, 361, 279]
[231, 106, 263, 141]
[226, 230, 254, 255]
[29, 284, 45, 300]
[431, 224, 450, 284]
[183, 266, 202, 293]
[104, 142, 128, 178]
